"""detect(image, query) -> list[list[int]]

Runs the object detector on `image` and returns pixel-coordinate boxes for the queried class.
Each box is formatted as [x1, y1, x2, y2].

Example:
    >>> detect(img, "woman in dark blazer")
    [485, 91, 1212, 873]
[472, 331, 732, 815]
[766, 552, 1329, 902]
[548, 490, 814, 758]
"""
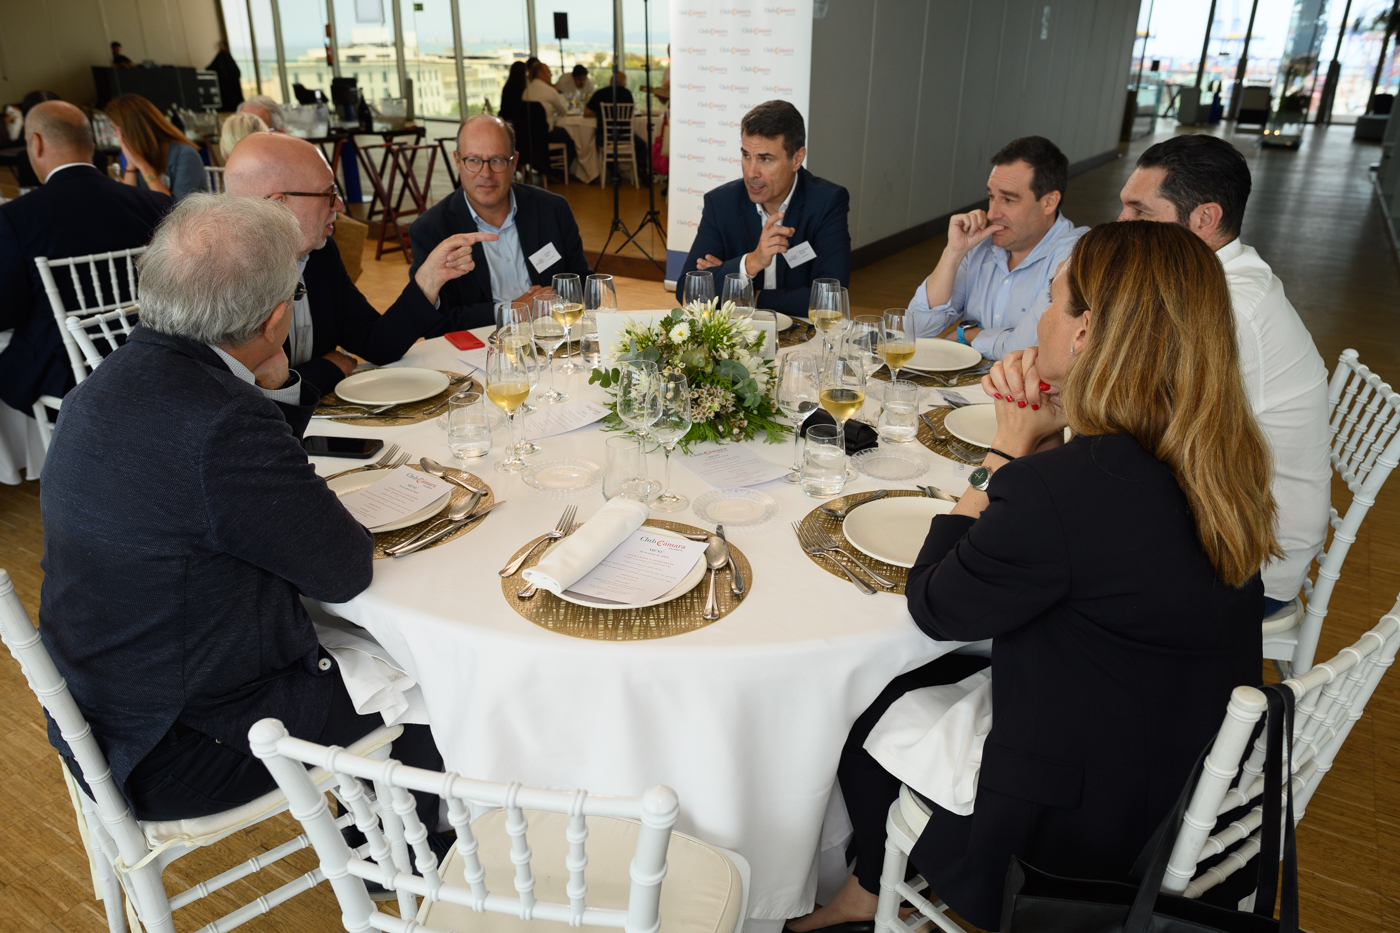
[788, 221, 1278, 933]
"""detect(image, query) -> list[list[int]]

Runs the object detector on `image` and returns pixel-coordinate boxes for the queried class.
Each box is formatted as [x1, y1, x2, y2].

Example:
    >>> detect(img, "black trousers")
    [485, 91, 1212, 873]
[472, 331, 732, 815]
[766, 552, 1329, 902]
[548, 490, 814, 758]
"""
[838, 652, 991, 894]
[116, 673, 444, 828]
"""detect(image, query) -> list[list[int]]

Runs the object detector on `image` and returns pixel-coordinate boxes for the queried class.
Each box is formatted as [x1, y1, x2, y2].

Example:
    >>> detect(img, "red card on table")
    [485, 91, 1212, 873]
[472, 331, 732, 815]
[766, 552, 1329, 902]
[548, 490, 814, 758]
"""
[445, 330, 485, 350]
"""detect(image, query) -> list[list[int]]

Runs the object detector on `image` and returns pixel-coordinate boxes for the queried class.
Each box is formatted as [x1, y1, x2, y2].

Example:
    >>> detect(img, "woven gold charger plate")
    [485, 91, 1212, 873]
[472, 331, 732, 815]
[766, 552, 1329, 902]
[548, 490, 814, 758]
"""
[917, 406, 987, 463]
[796, 490, 930, 595]
[317, 371, 478, 426]
[368, 466, 495, 559]
[499, 520, 752, 641]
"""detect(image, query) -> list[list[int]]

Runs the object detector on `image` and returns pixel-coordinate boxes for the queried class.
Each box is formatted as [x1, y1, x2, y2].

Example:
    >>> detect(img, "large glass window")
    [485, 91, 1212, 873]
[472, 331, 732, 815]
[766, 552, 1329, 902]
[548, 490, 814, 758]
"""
[332, 0, 403, 104]
[221, 0, 264, 102]
[281, 0, 334, 101]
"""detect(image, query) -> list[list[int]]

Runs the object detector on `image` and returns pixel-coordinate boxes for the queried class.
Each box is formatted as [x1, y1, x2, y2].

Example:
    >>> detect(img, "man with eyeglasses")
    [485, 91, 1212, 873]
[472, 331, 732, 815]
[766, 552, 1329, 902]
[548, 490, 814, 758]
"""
[410, 114, 591, 330]
[224, 132, 492, 394]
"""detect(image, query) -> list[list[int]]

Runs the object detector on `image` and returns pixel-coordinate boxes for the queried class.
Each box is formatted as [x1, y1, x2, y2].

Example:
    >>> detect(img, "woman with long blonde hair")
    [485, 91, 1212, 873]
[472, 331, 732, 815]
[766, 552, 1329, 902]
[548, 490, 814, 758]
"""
[105, 93, 206, 201]
[789, 221, 1275, 933]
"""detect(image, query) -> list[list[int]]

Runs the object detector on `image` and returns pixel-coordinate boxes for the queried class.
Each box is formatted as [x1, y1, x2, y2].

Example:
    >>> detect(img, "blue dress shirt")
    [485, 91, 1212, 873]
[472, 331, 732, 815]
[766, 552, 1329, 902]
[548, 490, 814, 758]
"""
[464, 189, 534, 304]
[906, 213, 1087, 359]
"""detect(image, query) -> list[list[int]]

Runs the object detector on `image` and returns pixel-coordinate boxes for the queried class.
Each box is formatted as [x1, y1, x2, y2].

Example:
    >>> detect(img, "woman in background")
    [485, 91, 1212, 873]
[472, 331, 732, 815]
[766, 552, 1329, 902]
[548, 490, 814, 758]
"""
[499, 61, 529, 122]
[218, 111, 268, 160]
[105, 94, 206, 201]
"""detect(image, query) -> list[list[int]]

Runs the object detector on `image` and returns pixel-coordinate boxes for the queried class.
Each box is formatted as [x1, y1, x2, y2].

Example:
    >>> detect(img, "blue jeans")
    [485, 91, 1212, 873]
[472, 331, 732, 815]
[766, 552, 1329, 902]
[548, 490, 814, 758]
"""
[1262, 596, 1292, 618]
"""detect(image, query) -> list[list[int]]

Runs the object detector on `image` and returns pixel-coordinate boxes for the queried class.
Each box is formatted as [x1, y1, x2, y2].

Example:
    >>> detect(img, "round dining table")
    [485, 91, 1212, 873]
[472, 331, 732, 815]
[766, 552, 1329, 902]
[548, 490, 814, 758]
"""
[308, 326, 984, 928]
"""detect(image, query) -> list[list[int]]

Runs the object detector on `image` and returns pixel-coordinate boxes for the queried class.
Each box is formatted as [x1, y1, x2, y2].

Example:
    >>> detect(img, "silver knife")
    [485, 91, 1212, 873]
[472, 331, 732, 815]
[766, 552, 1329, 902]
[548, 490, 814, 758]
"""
[388, 500, 505, 556]
[715, 524, 744, 597]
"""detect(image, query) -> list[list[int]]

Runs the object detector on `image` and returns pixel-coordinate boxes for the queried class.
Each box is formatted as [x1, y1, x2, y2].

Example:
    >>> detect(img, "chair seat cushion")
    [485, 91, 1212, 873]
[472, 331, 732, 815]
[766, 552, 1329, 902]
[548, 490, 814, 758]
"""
[1261, 598, 1302, 637]
[420, 809, 742, 933]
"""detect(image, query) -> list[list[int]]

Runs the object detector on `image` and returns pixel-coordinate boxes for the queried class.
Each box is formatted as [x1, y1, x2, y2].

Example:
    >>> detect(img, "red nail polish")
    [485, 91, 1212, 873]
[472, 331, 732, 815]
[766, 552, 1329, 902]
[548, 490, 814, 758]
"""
[1018, 400, 1026, 408]
[1039, 382, 1050, 392]
[1031, 404, 1040, 410]
[994, 393, 1002, 399]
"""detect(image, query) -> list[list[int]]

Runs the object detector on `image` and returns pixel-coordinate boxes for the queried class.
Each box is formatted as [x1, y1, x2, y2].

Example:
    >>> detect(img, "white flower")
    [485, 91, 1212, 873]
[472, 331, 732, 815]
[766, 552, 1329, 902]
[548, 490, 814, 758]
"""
[669, 322, 691, 343]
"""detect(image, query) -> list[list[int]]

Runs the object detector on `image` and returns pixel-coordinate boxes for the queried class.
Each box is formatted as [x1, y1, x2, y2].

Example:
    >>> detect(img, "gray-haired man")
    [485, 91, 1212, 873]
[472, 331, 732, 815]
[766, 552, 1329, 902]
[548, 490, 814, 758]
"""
[39, 193, 446, 832]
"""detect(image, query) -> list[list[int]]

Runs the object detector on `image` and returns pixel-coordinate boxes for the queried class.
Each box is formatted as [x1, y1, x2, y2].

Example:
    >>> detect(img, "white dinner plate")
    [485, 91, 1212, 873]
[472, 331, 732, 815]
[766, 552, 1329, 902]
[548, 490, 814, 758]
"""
[843, 497, 955, 568]
[905, 338, 983, 373]
[334, 368, 449, 406]
[557, 529, 709, 610]
[775, 312, 794, 332]
[326, 470, 451, 533]
[942, 405, 998, 448]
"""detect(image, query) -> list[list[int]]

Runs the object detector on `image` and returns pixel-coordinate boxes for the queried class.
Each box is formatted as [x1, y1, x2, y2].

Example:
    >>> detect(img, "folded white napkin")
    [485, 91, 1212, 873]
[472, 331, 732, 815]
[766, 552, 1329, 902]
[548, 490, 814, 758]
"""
[862, 669, 992, 816]
[520, 496, 649, 595]
[314, 623, 430, 727]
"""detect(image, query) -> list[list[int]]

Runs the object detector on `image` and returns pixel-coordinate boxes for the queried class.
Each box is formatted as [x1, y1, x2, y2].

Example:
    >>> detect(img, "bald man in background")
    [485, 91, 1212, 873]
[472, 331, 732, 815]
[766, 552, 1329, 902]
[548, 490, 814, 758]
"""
[223, 132, 493, 394]
[0, 101, 169, 424]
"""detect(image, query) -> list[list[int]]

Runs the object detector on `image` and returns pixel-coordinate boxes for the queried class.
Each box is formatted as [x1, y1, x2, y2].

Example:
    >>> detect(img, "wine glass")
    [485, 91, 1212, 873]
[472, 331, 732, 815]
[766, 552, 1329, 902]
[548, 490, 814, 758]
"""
[615, 360, 662, 496]
[552, 273, 584, 374]
[500, 321, 542, 454]
[649, 374, 693, 512]
[683, 270, 715, 308]
[722, 273, 755, 320]
[775, 355, 820, 483]
[586, 273, 618, 313]
[821, 348, 867, 436]
[880, 309, 916, 383]
[845, 315, 884, 424]
[808, 278, 844, 355]
[485, 344, 533, 473]
[531, 294, 568, 403]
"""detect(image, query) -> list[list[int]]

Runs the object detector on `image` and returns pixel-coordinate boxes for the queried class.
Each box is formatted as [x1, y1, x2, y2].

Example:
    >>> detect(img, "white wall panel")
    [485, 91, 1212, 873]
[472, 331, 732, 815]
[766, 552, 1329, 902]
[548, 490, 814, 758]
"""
[907, 0, 971, 226]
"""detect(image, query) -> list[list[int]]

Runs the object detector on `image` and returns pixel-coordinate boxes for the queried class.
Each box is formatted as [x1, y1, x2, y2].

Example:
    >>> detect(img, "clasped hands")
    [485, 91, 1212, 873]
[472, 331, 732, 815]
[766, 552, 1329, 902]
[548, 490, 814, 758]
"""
[980, 347, 1068, 457]
[695, 211, 794, 276]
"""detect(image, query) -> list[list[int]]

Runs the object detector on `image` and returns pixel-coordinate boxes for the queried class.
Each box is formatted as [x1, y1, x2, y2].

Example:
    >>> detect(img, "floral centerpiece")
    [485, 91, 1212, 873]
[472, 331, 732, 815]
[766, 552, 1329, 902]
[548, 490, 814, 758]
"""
[589, 299, 790, 450]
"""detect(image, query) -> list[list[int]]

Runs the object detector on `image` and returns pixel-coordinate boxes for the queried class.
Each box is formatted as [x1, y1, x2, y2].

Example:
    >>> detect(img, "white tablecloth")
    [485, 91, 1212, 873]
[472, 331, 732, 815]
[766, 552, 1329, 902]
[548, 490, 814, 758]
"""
[557, 116, 599, 183]
[311, 329, 986, 922]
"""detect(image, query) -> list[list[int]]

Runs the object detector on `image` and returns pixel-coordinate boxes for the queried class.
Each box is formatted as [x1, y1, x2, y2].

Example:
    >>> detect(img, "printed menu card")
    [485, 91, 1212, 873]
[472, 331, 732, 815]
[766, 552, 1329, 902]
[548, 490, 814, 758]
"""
[563, 530, 708, 605]
[336, 465, 449, 530]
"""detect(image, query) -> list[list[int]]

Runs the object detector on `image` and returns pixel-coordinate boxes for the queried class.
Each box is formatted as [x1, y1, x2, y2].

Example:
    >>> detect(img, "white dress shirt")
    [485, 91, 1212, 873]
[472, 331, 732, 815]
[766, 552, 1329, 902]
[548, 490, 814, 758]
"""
[742, 173, 799, 290]
[288, 253, 313, 366]
[43, 162, 96, 182]
[522, 79, 569, 129]
[1218, 238, 1332, 601]
[209, 345, 304, 404]
[465, 190, 534, 304]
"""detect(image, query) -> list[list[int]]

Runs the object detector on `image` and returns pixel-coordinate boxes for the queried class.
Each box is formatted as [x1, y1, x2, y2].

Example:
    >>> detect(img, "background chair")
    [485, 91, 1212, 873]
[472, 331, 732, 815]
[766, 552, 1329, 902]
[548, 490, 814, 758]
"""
[512, 101, 553, 187]
[598, 101, 639, 188]
[204, 165, 225, 193]
[251, 717, 750, 932]
[549, 137, 571, 185]
[0, 568, 401, 933]
[1263, 349, 1400, 676]
[31, 248, 145, 451]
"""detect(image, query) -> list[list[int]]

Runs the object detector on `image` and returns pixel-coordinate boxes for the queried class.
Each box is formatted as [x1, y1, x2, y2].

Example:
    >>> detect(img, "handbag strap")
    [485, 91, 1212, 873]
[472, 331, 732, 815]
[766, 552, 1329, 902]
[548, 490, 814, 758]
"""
[1124, 683, 1300, 933]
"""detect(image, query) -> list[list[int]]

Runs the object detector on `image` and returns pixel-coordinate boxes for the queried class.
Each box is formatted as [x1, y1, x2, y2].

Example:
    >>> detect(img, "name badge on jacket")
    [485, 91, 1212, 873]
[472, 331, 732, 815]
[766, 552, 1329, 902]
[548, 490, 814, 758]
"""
[529, 242, 563, 273]
[784, 241, 817, 268]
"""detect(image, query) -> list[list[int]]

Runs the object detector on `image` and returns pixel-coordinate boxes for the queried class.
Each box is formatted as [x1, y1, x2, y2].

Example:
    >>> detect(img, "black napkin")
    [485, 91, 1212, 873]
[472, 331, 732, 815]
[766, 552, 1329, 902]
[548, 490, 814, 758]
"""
[799, 409, 879, 455]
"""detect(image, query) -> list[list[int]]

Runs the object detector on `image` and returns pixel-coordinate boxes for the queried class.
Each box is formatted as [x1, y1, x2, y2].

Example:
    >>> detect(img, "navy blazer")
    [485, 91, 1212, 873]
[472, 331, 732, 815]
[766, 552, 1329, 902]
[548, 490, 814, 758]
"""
[39, 325, 373, 797]
[0, 164, 169, 414]
[409, 183, 592, 331]
[903, 433, 1262, 930]
[676, 167, 851, 318]
[293, 237, 444, 396]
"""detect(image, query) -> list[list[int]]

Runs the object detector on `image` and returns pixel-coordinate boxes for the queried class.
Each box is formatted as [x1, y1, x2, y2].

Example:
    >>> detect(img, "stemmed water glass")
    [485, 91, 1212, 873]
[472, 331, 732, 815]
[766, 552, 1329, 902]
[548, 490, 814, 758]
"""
[586, 273, 618, 313]
[485, 344, 533, 473]
[531, 294, 568, 403]
[499, 321, 542, 454]
[552, 273, 584, 374]
[846, 315, 884, 424]
[722, 273, 755, 319]
[775, 355, 821, 483]
[683, 270, 715, 307]
[616, 360, 663, 497]
[649, 374, 693, 512]
[880, 309, 916, 383]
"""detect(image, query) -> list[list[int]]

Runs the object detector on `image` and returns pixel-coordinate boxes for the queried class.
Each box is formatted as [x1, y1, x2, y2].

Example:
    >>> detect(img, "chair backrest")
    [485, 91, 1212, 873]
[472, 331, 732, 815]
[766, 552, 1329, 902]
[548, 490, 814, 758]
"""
[1290, 350, 1400, 673]
[34, 248, 146, 386]
[514, 101, 552, 172]
[1162, 597, 1400, 898]
[205, 165, 226, 193]
[600, 101, 636, 146]
[250, 717, 679, 931]
[64, 306, 140, 375]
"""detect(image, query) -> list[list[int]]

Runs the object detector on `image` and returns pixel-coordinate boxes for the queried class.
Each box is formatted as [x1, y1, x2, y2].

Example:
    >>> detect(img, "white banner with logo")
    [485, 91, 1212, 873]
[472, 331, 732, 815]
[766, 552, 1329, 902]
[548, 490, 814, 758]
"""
[665, 2, 814, 284]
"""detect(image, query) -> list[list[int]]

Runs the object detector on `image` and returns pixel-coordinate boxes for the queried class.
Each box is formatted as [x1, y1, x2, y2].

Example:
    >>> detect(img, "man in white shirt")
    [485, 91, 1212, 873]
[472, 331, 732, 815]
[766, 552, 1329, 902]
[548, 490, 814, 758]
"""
[521, 62, 577, 168]
[1119, 134, 1331, 617]
[556, 64, 595, 106]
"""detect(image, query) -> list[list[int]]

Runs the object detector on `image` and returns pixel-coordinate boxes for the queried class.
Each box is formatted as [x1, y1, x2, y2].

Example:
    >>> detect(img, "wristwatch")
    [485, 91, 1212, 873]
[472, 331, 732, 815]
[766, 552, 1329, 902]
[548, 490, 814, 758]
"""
[969, 465, 992, 492]
[956, 324, 970, 345]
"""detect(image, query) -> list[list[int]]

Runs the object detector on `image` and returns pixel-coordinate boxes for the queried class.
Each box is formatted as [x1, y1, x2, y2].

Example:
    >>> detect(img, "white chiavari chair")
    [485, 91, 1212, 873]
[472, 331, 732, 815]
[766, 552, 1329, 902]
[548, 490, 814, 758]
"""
[599, 101, 639, 188]
[0, 569, 402, 933]
[205, 165, 226, 193]
[31, 248, 145, 450]
[1263, 349, 1400, 676]
[251, 717, 750, 933]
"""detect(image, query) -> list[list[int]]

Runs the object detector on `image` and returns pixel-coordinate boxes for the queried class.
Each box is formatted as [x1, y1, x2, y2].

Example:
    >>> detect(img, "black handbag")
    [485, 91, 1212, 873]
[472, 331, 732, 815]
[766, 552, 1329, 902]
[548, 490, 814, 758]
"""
[999, 683, 1304, 933]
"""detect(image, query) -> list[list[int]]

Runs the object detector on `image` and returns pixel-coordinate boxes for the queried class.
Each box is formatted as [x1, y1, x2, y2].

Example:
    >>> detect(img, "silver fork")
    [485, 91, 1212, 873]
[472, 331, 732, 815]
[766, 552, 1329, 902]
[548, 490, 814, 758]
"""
[924, 362, 993, 387]
[810, 527, 898, 589]
[516, 515, 583, 599]
[324, 443, 403, 480]
[499, 505, 578, 577]
[793, 523, 876, 595]
[919, 413, 982, 462]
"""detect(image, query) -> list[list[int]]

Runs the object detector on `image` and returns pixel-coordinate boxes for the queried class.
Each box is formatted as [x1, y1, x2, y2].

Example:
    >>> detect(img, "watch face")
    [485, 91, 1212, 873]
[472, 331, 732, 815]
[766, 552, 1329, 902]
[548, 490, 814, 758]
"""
[970, 466, 991, 490]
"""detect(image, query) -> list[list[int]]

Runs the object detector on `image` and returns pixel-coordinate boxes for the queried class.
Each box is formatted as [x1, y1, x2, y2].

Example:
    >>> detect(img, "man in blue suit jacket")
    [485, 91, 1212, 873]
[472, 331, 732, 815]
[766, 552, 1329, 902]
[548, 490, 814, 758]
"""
[676, 100, 850, 318]
[0, 101, 169, 419]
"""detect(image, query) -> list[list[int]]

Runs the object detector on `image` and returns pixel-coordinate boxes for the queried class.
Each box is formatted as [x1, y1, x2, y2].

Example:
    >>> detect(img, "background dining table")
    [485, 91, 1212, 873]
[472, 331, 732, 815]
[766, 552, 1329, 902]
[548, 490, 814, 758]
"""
[307, 325, 985, 929]
[555, 111, 663, 185]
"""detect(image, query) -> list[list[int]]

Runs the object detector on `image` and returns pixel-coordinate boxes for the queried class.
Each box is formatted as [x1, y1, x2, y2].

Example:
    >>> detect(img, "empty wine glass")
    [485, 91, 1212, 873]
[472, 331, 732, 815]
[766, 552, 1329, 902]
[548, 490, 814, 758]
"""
[500, 321, 542, 454]
[880, 309, 916, 383]
[846, 315, 884, 424]
[552, 273, 584, 374]
[722, 273, 755, 320]
[649, 374, 693, 512]
[775, 355, 820, 483]
[531, 294, 568, 403]
[616, 360, 662, 496]
[683, 270, 715, 307]
[485, 344, 533, 473]
[586, 273, 618, 312]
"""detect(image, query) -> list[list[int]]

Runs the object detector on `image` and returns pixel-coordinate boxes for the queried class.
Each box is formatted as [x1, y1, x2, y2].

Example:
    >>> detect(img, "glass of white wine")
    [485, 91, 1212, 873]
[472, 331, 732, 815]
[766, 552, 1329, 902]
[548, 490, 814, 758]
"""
[531, 294, 568, 403]
[552, 273, 585, 374]
[500, 321, 542, 454]
[808, 278, 844, 356]
[820, 350, 867, 449]
[880, 308, 916, 382]
[485, 344, 533, 473]
[649, 374, 694, 513]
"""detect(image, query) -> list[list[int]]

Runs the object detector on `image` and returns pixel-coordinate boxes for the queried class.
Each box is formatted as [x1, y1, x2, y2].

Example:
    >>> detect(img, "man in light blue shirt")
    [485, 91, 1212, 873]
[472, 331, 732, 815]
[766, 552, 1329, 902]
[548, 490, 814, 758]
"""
[907, 136, 1086, 359]
[466, 188, 535, 307]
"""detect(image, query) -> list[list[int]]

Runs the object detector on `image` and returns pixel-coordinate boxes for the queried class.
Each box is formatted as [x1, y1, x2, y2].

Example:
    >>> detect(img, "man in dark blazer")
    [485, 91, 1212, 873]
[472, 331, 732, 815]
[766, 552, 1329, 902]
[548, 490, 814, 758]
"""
[411, 114, 591, 331]
[677, 100, 850, 318]
[40, 194, 444, 827]
[0, 101, 169, 420]
[224, 132, 489, 395]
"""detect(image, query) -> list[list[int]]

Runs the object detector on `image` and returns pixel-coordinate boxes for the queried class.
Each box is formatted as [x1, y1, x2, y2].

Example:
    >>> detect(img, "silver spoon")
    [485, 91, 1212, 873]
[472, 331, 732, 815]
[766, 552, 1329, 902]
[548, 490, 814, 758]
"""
[420, 457, 490, 495]
[702, 535, 730, 621]
[820, 489, 889, 521]
[387, 497, 477, 553]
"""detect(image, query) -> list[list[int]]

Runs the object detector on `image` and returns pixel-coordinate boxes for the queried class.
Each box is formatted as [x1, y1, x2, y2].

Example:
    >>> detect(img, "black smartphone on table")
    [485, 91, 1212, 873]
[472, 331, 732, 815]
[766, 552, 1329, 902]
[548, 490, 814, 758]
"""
[302, 436, 384, 459]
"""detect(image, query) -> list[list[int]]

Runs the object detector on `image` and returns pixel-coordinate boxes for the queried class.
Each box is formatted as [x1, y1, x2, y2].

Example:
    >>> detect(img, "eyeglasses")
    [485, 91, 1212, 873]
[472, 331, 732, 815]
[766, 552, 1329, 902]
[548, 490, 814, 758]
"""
[290, 282, 306, 304]
[274, 181, 343, 209]
[458, 154, 514, 174]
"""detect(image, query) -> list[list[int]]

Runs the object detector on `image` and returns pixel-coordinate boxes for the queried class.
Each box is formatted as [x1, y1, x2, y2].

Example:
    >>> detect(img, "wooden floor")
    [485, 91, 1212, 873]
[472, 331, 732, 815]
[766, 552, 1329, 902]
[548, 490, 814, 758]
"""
[2, 122, 1399, 931]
